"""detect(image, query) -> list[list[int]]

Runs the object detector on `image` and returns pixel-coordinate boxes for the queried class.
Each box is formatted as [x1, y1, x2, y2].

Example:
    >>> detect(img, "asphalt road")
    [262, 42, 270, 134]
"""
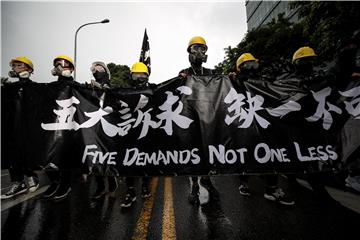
[1, 172, 360, 240]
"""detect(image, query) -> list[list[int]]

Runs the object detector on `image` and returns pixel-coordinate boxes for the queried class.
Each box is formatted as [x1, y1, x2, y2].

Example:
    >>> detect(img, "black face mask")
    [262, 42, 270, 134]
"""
[294, 58, 314, 76]
[239, 68, 259, 78]
[296, 63, 313, 75]
[93, 71, 109, 84]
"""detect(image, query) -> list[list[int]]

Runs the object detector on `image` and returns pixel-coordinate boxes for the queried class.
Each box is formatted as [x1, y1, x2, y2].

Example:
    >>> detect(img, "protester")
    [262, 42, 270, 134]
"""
[85, 61, 119, 199]
[178, 36, 214, 205]
[179, 36, 213, 78]
[89, 61, 111, 89]
[279, 46, 337, 203]
[276, 46, 328, 91]
[337, 30, 360, 193]
[42, 55, 75, 201]
[120, 62, 153, 208]
[1, 57, 40, 200]
[232, 52, 295, 205]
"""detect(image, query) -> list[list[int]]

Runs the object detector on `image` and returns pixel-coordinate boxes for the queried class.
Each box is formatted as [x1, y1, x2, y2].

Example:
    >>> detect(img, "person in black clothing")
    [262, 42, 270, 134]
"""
[120, 62, 153, 208]
[231, 53, 295, 206]
[42, 55, 75, 201]
[179, 36, 213, 78]
[1, 57, 40, 200]
[85, 61, 118, 199]
[90, 61, 111, 89]
[179, 36, 214, 205]
[336, 30, 360, 192]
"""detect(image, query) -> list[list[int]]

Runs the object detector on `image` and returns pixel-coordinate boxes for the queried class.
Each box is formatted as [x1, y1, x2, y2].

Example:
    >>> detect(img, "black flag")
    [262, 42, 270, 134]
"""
[139, 29, 151, 75]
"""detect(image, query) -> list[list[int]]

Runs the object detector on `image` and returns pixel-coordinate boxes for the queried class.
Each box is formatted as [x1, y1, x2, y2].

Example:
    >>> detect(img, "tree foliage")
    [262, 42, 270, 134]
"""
[291, 1, 360, 60]
[216, 1, 360, 75]
[107, 63, 131, 87]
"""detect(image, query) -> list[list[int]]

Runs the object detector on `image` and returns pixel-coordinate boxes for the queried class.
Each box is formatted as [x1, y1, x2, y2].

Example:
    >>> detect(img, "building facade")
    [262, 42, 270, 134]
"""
[246, 1, 299, 30]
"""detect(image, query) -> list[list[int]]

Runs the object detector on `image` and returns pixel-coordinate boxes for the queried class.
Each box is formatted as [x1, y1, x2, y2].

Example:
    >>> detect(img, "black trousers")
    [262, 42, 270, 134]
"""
[9, 167, 37, 182]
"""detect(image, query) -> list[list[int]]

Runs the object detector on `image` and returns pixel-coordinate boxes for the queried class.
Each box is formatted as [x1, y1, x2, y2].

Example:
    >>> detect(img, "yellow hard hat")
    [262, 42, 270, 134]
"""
[236, 53, 257, 71]
[131, 62, 149, 75]
[187, 36, 208, 52]
[292, 46, 317, 62]
[10, 57, 34, 72]
[53, 55, 74, 67]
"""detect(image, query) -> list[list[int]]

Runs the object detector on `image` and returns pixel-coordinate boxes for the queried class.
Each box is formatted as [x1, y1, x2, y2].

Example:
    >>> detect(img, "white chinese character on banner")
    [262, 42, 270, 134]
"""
[224, 88, 270, 128]
[79, 93, 119, 137]
[266, 100, 301, 118]
[122, 94, 159, 139]
[41, 96, 80, 130]
[156, 86, 194, 135]
[306, 87, 342, 130]
[116, 100, 136, 136]
[339, 86, 360, 119]
[80, 93, 158, 139]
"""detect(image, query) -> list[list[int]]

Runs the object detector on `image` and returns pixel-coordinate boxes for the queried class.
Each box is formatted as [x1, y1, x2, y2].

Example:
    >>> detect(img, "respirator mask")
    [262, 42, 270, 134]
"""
[189, 44, 208, 64]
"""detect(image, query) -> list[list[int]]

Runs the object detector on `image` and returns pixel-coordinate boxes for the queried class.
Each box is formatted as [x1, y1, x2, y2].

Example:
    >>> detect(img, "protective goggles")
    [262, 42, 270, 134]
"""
[90, 64, 106, 74]
[10, 61, 26, 69]
[131, 73, 148, 82]
[189, 44, 207, 54]
[54, 59, 72, 68]
[241, 61, 259, 70]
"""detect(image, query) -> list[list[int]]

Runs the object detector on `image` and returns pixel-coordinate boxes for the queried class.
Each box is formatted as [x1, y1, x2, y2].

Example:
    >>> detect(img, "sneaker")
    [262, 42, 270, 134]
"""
[264, 187, 295, 206]
[42, 182, 60, 199]
[108, 177, 118, 193]
[44, 163, 59, 170]
[1, 181, 28, 200]
[141, 186, 151, 198]
[28, 176, 40, 193]
[52, 183, 71, 201]
[345, 176, 360, 192]
[121, 190, 137, 208]
[188, 184, 200, 205]
[239, 184, 251, 196]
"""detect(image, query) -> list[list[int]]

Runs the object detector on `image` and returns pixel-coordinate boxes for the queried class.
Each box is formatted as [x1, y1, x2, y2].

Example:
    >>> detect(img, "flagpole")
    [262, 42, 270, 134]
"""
[139, 28, 151, 75]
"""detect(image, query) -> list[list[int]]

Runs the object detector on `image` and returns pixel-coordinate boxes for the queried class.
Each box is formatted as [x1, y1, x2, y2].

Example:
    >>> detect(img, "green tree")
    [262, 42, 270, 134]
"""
[290, 1, 360, 61]
[216, 14, 305, 75]
[107, 63, 131, 87]
[216, 2, 360, 74]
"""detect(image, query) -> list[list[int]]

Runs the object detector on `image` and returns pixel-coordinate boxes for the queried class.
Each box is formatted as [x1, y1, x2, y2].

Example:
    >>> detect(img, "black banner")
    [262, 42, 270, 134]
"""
[2, 76, 360, 176]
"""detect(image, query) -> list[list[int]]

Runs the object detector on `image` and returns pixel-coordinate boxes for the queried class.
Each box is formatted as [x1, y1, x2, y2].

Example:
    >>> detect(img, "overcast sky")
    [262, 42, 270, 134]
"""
[1, 0, 247, 84]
